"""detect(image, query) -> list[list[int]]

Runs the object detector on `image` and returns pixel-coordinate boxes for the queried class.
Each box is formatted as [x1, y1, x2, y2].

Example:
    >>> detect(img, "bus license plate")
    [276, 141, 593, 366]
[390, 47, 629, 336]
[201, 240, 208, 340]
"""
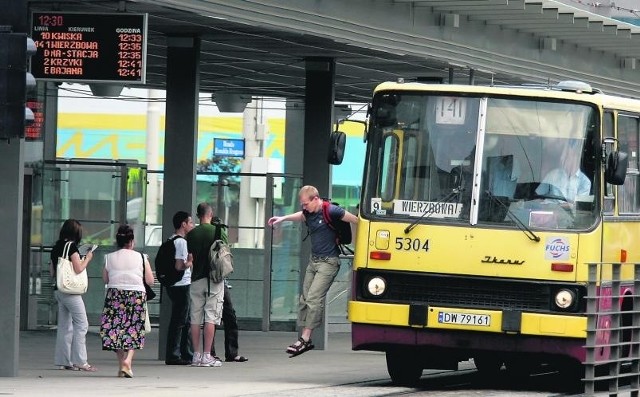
[437, 311, 491, 326]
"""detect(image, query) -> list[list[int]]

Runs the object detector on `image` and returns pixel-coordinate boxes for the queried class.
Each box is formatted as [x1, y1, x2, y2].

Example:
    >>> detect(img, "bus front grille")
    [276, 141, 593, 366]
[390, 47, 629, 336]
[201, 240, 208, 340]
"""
[356, 269, 580, 312]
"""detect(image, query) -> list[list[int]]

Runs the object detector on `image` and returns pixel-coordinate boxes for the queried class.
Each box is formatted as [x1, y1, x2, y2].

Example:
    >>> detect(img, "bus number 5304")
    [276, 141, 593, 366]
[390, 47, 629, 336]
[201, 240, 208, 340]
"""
[395, 237, 429, 252]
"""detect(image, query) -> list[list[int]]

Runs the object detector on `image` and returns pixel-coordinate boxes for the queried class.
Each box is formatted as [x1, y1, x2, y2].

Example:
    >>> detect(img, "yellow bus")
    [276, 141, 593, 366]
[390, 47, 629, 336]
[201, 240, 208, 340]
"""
[346, 80, 635, 385]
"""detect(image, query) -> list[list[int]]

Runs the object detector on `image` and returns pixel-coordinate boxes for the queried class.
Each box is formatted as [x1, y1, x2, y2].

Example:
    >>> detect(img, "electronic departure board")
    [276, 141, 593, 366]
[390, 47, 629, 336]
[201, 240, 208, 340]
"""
[30, 12, 148, 83]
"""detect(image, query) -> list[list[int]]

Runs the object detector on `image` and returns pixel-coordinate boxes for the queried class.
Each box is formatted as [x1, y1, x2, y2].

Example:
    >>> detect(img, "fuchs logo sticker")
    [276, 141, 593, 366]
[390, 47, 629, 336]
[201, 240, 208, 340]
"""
[545, 237, 570, 260]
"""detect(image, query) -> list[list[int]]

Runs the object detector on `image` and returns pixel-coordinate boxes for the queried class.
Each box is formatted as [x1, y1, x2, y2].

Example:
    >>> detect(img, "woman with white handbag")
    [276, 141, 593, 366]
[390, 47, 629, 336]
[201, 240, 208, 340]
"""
[50, 219, 96, 372]
[99, 224, 154, 378]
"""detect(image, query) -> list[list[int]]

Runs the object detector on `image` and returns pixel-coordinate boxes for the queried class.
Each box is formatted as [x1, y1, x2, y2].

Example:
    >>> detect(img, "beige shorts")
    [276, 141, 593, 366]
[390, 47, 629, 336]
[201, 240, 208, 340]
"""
[189, 277, 224, 325]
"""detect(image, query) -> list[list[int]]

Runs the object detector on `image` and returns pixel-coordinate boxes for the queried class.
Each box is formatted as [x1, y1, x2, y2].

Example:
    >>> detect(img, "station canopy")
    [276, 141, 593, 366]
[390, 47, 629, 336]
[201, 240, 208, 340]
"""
[28, 0, 640, 101]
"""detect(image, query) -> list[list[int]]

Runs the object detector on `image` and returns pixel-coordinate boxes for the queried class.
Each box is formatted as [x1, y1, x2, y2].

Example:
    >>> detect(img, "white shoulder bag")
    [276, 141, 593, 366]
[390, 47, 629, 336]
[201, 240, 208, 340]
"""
[56, 241, 88, 294]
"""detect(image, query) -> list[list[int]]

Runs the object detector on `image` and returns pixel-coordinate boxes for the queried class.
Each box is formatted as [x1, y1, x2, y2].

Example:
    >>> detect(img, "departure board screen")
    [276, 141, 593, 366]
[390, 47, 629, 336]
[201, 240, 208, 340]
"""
[30, 12, 147, 83]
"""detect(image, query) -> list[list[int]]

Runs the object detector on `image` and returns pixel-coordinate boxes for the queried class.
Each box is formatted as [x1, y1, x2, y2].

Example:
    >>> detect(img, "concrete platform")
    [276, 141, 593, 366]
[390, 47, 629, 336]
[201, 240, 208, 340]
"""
[0, 327, 559, 396]
[0, 328, 393, 397]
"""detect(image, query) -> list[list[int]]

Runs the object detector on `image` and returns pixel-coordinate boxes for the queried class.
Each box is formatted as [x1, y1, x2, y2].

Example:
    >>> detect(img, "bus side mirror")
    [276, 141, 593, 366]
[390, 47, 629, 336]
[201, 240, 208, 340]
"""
[327, 130, 346, 165]
[605, 150, 628, 185]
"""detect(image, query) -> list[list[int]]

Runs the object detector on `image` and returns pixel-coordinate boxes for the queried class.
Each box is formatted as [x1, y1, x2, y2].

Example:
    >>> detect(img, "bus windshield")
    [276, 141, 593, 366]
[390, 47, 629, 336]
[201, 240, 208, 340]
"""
[363, 92, 598, 230]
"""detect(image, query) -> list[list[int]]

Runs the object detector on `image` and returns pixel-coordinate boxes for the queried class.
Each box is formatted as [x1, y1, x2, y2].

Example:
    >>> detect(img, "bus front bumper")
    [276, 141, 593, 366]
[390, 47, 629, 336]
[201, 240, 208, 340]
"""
[349, 301, 587, 360]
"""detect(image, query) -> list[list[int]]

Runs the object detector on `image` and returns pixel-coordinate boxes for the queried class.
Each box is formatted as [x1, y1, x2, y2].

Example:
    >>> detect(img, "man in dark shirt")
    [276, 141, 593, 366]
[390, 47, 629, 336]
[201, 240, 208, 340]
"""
[267, 185, 358, 356]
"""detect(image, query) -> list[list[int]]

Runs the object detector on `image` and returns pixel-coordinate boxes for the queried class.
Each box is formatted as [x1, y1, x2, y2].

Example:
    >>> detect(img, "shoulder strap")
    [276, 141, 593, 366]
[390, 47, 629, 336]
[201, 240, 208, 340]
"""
[303, 201, 335, 242]
[62, 241, 72, 259]
[212, 222, 229, 242]
[322, 201, 336, 231]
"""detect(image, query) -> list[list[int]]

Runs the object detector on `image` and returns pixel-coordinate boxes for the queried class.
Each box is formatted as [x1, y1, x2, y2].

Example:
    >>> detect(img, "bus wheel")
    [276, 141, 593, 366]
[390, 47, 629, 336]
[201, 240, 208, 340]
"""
[386, 351, 423, 386]
[473, 354, 504, 376]
[504, 358, 534, 379]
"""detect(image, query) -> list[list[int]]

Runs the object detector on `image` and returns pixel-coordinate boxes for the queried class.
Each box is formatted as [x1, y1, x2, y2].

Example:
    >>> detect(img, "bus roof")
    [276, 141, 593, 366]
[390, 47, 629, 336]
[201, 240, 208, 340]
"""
[373, 81, 640, 113]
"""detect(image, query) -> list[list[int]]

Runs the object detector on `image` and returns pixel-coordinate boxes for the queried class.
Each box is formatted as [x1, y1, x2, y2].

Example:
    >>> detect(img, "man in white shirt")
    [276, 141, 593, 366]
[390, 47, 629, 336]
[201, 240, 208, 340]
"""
[536, 142, 591, 203]
[165, 211, 194, 365]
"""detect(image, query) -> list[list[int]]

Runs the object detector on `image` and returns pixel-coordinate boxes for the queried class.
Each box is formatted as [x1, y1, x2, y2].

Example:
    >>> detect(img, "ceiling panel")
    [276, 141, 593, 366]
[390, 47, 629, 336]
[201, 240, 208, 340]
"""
[26, 0, 640, 101]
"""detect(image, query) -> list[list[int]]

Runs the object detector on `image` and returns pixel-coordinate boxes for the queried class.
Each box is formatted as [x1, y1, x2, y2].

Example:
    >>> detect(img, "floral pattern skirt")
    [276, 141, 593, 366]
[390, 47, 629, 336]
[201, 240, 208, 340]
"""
[100, 288, 147, 351]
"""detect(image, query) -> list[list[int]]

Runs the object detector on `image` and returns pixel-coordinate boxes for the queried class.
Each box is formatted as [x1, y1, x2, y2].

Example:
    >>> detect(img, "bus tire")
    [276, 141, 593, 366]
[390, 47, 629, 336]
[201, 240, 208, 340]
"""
[386, 351, 422, 386]
[504, 357, 535, 379]
[473, 354, 503, 376]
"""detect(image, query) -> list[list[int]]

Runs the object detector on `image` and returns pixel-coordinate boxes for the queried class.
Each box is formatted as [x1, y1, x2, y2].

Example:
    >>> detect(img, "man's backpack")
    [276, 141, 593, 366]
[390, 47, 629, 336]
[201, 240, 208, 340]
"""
[208, 239, 234, 283]
[322, 200, 353, 247]
[208, 222, 234, 283]
[154, 236, 185, 287]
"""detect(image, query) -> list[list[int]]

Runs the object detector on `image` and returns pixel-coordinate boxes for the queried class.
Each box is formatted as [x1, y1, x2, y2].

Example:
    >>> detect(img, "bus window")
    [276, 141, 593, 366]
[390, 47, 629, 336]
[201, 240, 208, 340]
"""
[364, 94, 480, 219]
[603, 111, 615, 214]
[379, 133, 398, 203]
[399, 133, 418, 200]
[480, 99, 597, 229]
[617, 115, 640, 214]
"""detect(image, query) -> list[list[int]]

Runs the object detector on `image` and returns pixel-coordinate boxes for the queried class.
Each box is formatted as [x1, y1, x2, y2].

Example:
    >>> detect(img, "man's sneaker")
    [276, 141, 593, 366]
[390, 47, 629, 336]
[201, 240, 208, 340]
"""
[200, 353, 222, 367]
[191, 352, 202, 367]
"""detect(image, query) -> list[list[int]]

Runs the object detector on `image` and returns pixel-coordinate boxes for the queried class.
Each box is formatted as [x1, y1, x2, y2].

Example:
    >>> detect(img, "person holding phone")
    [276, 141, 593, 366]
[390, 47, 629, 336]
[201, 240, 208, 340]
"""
[50, 219, 96, 372]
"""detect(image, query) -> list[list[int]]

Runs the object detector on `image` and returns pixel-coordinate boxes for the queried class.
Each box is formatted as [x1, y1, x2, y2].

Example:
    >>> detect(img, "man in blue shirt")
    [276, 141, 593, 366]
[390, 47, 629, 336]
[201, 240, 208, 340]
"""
[267, 185, 358, 357]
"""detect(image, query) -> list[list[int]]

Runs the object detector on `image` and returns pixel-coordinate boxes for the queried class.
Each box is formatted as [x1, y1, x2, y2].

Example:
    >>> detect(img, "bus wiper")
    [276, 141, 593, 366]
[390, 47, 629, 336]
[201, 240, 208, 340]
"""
[485, 190, 540, 242]
[404, 188, 463, 234]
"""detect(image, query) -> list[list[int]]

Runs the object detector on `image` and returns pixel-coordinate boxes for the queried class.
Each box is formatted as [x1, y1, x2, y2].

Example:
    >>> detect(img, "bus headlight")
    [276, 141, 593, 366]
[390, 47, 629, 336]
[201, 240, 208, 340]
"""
[554, 289, 575, 310]
[367, 277, 387, 297]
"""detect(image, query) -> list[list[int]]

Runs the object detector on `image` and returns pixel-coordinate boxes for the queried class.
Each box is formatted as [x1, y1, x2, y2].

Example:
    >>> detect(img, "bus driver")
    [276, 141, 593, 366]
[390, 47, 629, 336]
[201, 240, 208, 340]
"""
[536, 141, 591, 204]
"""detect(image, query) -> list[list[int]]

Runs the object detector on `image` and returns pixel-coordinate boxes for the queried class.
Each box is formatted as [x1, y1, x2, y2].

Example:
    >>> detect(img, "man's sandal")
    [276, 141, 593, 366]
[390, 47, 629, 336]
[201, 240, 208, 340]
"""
[286, 337, 314, 358]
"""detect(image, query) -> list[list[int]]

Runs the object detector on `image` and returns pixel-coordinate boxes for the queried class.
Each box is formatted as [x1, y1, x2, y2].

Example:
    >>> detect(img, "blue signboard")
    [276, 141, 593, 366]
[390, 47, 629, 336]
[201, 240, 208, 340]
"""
[213, 138, 245, 158]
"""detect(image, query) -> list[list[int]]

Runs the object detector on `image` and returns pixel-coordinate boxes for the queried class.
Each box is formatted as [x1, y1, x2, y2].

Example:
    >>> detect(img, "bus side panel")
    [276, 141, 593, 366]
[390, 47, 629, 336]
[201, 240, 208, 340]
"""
[574, 225, 603, 282]
[602, 218, 640, 266]
[352, 218, 371, 271]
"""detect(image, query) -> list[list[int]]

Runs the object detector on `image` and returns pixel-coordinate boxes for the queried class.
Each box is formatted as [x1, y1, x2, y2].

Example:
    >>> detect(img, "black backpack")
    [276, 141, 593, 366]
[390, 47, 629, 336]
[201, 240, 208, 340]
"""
[154, 235, 185, 287]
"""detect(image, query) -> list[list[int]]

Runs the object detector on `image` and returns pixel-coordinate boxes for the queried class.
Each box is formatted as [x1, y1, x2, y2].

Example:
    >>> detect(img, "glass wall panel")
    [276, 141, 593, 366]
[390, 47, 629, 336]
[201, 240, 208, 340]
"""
[269, 176, 304, 325]
[32, 162, 346, 329]
[32, 160, 144, 324]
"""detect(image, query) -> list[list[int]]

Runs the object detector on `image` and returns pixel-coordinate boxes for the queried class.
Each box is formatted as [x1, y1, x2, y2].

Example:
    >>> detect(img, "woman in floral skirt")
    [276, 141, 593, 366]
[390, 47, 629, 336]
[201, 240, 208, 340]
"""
[100, 224, 154, 378]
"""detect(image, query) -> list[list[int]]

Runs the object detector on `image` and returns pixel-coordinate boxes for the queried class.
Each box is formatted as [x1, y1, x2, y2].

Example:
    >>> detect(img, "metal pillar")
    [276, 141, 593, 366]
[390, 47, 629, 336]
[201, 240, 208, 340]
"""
[262, 174, 275, 332]
[158, 36, 201, 361]
[285, 99, 305, 177]
[301, 57, 335, 350]
[0, 0, 27, 377]
[0, 139, 24, 377]
[43, 82, 58, 162]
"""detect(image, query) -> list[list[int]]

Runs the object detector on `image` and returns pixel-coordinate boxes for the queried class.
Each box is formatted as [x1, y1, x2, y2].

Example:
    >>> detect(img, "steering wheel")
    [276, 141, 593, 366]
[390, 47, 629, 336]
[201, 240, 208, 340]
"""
[533, 192, 569, 203]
